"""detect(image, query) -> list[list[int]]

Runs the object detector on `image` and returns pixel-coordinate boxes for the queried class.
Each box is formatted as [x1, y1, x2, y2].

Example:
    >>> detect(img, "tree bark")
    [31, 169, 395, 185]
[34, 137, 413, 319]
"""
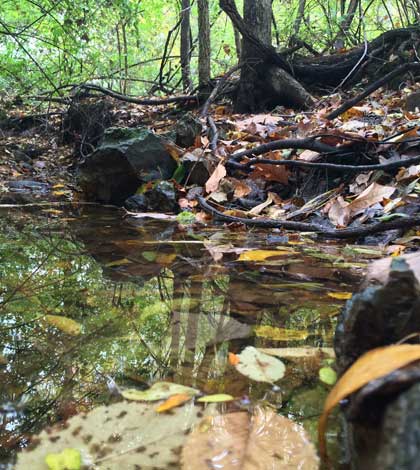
[235, 0, 272, 112]
[180, 0, 193, 92]
[197, 0, 211, 90]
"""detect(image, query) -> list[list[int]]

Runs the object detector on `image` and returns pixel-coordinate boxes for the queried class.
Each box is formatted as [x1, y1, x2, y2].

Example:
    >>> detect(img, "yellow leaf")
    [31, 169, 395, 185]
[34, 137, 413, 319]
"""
[237, 249, 296, 262]
[156, 393, 192, 412]
[255, 325, 309, 341]
[319, 344, 420, 460]
[44, 315, 82, 336]
[327, 292, 352, 300]
[197, 394, 234, 403]
[52, 184, 65, 189]
[105, 258, 132, 267]
[45, 448, 81, 470]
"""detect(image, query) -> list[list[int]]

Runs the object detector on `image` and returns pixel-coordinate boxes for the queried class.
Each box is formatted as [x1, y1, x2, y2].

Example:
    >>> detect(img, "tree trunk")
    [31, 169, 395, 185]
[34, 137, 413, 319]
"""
[220, 0, 314, 111]
[197, 0, 211, 91]
[235, 0, 272, 112]
[180, 0, 193, 92]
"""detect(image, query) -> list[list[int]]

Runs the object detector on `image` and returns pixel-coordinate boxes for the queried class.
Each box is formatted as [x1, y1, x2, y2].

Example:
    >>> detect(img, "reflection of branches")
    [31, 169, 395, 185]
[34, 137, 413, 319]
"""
[0, 239, 63, 311]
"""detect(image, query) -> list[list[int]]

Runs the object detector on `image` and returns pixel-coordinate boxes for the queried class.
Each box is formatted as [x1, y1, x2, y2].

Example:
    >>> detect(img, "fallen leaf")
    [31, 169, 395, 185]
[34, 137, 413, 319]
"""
[197, 394, 234, 403]
[156, 394, 192, 412]
[17, 401, 213, 470]
[258, 347, 335, 359]
[347, 182, 396, 217]
[181, 407, 319, 469]
[45, 448, 81, 470]
[44, 315, 82, 336]
[121, 382, 199, 402]
[237, 249, 296, 262]
[319, 344, 420, 459]
[235, 346, 285, 383]
[228, 352, 240, 365]
[319, 367, 337, 386]
[327, 292, 352, 300]
[205, 163, 227, 193]
[255, 325, 309, 341]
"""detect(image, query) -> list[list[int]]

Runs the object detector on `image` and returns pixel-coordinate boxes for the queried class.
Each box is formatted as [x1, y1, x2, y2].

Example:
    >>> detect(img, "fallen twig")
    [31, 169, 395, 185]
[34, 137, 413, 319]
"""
[197, 196, 420, 239]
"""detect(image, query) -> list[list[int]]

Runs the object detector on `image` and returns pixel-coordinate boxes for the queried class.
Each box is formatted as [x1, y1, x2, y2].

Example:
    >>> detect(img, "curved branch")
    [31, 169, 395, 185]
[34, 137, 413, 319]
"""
[197, 196, 420, 239]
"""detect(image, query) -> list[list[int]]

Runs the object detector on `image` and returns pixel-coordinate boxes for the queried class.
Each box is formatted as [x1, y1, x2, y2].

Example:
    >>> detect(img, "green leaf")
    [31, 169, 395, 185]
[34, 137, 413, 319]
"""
[121, 382, 199, 401]
[319, 366, 337, 385]
[44, 315, 82, 336]
[45, 448, 81, 470]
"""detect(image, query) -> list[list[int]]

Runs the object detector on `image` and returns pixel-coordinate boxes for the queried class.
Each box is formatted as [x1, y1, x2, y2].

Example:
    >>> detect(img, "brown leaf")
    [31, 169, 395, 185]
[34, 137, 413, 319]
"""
[182, 408, 319, 469]
[250, 163, 289, 184]
[205, 163, 227, 194]
[346, 182, 395, 217]
[318, 344, 420, 459]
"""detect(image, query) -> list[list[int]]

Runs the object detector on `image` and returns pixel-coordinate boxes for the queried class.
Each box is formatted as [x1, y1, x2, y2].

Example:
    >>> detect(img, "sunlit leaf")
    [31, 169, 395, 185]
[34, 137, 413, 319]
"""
[44, 315, 82, 336]
[156, 393, 192, 412]
[181, 407, 319, 469]
[197, 394, 234, 403]
[121, 382, 199, 402]
[319, 344, 420, 459]
[235, 346, 285, 383]
[255, 325, 309, 341]
[327, 292, 352, 300]
[237, 249, 296, 262]
[45, 448, 81, 470]
[319, 367, 337, 385]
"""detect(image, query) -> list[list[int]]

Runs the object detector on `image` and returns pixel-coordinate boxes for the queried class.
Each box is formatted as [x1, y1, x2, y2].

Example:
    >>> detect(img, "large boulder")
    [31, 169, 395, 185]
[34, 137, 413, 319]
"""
[78, 127, 177, 205]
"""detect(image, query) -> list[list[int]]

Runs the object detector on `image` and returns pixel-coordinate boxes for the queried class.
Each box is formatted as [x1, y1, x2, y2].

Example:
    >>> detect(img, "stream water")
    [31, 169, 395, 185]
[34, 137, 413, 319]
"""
[0, 205, 384, 468]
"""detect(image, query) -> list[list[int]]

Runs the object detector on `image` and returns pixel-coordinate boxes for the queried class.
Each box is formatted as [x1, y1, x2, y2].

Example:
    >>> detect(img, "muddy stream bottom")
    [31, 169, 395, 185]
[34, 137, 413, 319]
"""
[0, 205, 385, 469]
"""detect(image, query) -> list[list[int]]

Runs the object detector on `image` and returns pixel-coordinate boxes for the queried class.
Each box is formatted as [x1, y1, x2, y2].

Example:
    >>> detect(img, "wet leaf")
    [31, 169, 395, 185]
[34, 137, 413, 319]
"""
[105, 258, 132, 267]
[327, 292, 352, 300]
[258, 347, 335, 359]
[319, 344, 420, 458]
[237, 249, 296, 262]
[121, 382, 199, 402]
[197, 394, 235, 403]
[235, 346, 285, 383]
[17, 401, 213, 470]
[44, 315, 82, 336]
[156, 393, 192, 412]
[319, 367, 337, 385]
[255, 325, 309, 341]
[228, 352, 240, 365]
[181, 407, 319, 469]
[45, 448, 81, 470]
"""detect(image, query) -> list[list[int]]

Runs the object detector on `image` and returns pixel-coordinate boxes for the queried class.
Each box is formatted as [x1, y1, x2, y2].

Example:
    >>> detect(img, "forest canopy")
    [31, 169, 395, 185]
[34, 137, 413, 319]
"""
[0, 0, 418, 98]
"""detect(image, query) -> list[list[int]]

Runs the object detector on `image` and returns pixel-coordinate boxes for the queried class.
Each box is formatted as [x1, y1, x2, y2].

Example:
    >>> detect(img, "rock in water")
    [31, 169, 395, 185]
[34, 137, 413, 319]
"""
[78, 127, 177, 204]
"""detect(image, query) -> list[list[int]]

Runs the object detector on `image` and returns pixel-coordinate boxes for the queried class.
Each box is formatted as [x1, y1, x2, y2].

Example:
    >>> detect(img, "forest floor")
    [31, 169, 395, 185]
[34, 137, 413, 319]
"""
[1, 84, 420, 245]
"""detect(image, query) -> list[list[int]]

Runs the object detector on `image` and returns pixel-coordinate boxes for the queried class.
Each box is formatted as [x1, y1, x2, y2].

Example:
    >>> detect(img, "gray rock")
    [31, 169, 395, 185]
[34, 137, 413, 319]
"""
[334, 257, 420, 373]
[175, 113, 202, 148]
[124, 181, 178, 213]
[180, 152, 211, 186]
[78, 127, 177, 205]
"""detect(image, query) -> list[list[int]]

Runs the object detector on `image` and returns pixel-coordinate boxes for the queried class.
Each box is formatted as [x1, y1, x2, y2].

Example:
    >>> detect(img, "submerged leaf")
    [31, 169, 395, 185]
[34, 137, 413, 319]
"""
[121, 381, 199, 402]
[197, 394, 234, 403]
[238, 249, 296, 262]
[156, 393, 192, 412]
[319, 344, 420, 459]
[44, 315, 82, 336]
[45, 448, 81, 470]
[255, 325, 309, 341]
[17, 401, 213, 470]
[319, 367, 337, 386]
[181, 407, 319, 469]
[235, 346, 285, 383]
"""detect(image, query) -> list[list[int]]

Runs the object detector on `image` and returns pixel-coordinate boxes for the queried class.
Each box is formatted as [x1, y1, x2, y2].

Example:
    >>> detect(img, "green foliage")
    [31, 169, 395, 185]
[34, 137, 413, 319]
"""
[0, 0, 414, 97]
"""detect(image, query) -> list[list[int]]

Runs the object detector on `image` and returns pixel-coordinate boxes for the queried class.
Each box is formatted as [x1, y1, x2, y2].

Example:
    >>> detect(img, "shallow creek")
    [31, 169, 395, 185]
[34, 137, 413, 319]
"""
[0, 205, 385, 468]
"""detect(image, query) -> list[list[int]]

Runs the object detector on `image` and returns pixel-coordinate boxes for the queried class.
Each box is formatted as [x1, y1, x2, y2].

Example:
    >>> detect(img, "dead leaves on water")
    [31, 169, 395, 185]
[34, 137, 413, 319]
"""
[182, 408, 319, 470]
